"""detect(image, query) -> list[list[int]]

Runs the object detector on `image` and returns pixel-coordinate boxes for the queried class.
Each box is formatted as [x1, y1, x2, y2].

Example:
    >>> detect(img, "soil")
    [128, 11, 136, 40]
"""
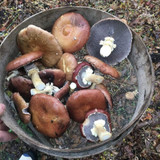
[0, 0, 160, 160]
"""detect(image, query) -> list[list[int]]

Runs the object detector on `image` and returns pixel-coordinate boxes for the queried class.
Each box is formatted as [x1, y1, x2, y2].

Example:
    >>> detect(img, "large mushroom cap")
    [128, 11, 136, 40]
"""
[66, 89, 107, 123]
[29, 94, 70, 138]
[52, 12, 90, 53]
[86, 18, 132, 65]
[17, 25, 63, 67]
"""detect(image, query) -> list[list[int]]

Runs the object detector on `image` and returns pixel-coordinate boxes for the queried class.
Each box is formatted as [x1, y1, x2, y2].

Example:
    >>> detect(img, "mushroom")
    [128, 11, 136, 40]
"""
[72, 62, 104, 89]
[95, 84, 113, 109]
[6, 51, 46, 91]
[29, 94, 70, 138]
[57, 53, 78, 81]
[52, 12, 90, 53]
[54, 81, 70, 100]
[39, 69, 66, 88]
[9, 76, 34, 102]
[66, 89, 107, 123]
[86, 18, 132, 65]
[80, 109, 112, 142]
[17, 24, 63, 67]
[12, 92, 31, 124]
[84, 55, 120, 78]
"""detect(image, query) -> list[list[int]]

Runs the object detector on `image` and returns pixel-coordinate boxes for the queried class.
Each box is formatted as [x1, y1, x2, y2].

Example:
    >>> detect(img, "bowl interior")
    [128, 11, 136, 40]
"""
[0, 7, 154, 158]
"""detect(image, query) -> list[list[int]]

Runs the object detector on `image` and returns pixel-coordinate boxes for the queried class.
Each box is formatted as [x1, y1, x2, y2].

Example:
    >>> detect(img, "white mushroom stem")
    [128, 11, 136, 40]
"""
[82, 68, 104, 85]
[30, 83, 60, 95]
[99, 37, 116, 57]
[91, 119, 112, 141]
[69, 82, 77, 93]
[28, 68, 45, 91]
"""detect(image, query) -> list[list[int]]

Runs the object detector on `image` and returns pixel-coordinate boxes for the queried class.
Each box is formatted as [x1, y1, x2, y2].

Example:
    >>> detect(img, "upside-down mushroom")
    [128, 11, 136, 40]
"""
[80, 109, 112, 142]
[86, 18, 132, 65]
[29, 94, 70, 138]
[52, 12, 90, 53]
[72, 62, 104, 89]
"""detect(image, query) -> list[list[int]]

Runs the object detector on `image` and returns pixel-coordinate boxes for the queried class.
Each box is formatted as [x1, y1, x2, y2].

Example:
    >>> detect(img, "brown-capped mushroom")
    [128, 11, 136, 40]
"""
[9, 76, 34, 102]
[66, 89, 107, 123]
[39, 69, 66, 87]
[52, 12, 90, 53]
[17, 24, 63, 67]
[29, 94, 70, 138]
[57, 53, 78, 81]
[84, 55, 120, 78]
[80, 109, 112, 142]
[6, 51, 46, 91]
[54, 81, 70, 100]
[13, 92, 31, 124]
[72, 62, 104, 89]
[95, 84, 113, 109]
[86, 18, 132, 65]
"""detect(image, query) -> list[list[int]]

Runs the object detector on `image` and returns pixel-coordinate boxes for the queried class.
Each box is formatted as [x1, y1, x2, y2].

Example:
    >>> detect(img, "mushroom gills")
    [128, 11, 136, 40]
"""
[82, 111, 111, 142]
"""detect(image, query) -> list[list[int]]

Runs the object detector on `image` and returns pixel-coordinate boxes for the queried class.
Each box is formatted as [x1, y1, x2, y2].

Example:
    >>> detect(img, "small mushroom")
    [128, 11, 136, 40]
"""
[72, 62, 104, 89]
[84, 55, 120, 78]
[66, 89, 107, 123]
[12, 92, 31, 124]
[52, 12, 90, 53]
[29, 94, 70, 138]
[57, 53, 78, 81]
[17, 24, 63, 67]
[80, 109, 112, 142]
[9, 76, 34, 102]
[86, 18, 132, 65]
[6, 51, 46, 91]
[39, 69, 66, 88]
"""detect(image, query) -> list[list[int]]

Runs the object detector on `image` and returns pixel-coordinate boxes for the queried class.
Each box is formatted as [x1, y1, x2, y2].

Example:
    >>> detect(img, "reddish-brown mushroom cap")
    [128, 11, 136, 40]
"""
[39, 69, 66, 87]
[95, 84, 113, 109]
[6, 51, 43, 72]
[84, 55, 120, 78]
[29, 94, 70, 138]
[9, 76, 34, 102]
[17, 25, 63, 67]
[52, 12, 90, 53]
[57, 53, 78, 81]
[80, 109, 112, 142]
[13, 92, 31, 124]
[86, 18, 132, 65]
[66, 89, 107, 123]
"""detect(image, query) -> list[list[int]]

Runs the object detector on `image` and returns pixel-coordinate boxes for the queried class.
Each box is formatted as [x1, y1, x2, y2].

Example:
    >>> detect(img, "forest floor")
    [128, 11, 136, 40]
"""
[0, 0, 160, 159]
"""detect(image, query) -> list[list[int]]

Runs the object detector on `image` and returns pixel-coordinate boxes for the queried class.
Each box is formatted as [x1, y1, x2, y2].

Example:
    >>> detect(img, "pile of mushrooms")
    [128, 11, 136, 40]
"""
[5, 12, 132, 142]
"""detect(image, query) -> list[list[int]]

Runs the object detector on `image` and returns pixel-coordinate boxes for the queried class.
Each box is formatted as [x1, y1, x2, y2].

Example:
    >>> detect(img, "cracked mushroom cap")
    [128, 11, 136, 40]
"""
[80, 109, 112, 142]
[86, 18, 132, 65]
[29, 94, 70, 138]
[17, 25, 63, 67]
[66, 89, 107, 123]
[52, 12, 90, 53]
[57, 53, 78, 81]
